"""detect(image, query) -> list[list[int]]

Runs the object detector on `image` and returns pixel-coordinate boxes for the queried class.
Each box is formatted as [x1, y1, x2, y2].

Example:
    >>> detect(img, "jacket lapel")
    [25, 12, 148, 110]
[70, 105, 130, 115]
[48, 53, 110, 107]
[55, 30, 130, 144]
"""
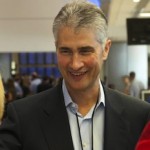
[38, 83, 131, 150]
[38, 83, 74, 150]
[103, 87, 131, 150]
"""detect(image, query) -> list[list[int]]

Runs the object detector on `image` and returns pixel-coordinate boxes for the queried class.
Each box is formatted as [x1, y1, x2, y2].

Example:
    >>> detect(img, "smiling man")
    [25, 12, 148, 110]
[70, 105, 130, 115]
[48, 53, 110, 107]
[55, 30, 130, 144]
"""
[56, 27, 110, 112]
[0, 0, 150, 150]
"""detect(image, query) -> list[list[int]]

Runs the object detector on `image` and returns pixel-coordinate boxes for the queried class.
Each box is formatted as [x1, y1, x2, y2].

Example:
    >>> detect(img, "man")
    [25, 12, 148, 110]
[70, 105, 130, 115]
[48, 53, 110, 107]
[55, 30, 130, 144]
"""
[0, 1, 150, 150]
[30, 72, 42, 94]
[37, 76, 53, 93]
[129, 71, 145, 98]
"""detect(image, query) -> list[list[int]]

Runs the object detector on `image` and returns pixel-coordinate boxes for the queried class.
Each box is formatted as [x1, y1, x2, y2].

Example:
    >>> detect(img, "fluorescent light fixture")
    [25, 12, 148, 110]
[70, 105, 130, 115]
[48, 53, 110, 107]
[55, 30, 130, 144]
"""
[133, 0, 140, 2]
[139, 12, 150, 17]
[11, 61, 16, 69]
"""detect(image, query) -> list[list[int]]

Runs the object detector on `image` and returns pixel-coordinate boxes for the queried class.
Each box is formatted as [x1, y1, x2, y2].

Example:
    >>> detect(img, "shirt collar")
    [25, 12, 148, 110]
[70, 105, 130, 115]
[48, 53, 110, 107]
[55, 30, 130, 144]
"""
[62, 79, 105, 108]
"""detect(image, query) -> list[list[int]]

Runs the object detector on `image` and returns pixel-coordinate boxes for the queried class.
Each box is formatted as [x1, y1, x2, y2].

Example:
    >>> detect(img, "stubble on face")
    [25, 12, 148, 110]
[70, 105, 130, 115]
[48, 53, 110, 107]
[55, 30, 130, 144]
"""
[56, 27, 110, 94]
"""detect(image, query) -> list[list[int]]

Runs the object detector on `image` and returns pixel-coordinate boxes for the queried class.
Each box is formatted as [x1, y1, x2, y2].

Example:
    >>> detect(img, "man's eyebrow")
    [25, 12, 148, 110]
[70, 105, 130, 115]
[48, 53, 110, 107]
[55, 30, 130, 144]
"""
[58, 46, 71, 50]
[78, 46, 94, 50]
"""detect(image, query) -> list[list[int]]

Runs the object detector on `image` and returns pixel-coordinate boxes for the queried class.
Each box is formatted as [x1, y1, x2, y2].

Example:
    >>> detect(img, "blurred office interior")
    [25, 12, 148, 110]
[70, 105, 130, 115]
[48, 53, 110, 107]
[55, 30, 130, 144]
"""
[0, 0, 150, 93]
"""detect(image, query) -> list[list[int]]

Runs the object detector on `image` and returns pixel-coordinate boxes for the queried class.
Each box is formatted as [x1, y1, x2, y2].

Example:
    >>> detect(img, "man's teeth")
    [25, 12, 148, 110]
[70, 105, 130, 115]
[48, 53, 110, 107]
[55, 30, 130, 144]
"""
[71, 72, 86, 76]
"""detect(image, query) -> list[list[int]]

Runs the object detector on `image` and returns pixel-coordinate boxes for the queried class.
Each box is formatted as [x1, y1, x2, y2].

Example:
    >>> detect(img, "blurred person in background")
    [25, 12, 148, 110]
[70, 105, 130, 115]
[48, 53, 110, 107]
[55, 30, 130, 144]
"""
[13, 74, 23, 99]
[122, 75, 131, 95]
[20, 74, 31, 97]
[0, 1, 150, 150]
[129, 71, 145, 98]
[37, 76, 53, 93]
[5, 78, 16, 103]
[30, 72, 42, 94]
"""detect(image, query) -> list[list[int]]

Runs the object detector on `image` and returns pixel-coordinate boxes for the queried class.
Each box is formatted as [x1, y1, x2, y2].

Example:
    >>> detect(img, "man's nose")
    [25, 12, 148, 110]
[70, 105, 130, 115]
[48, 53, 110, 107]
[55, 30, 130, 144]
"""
[69, 54, 84, 70]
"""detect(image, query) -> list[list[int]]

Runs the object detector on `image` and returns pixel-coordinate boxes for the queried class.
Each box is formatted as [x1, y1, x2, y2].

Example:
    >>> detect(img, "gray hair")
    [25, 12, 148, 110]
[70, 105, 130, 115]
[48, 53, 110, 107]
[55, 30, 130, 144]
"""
[53, 0, 108, 44]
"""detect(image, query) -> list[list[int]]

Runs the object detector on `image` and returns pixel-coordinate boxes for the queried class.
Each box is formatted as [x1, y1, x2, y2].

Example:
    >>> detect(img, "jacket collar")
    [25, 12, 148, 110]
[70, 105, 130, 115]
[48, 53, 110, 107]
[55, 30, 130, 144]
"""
[39, 82, 130, 150]
[103, 87, 130, 150]
[39, 82, 74, 150]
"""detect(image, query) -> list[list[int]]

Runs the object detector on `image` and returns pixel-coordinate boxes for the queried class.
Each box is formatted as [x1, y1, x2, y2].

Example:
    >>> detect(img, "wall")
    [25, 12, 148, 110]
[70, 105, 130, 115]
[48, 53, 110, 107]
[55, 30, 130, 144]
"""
[128, 45, 148, 89]
[106, 42, 128, 91]
[148, 46, 150, 79]
[0, 0, 70, 52]
[0, 18, 56, 80]
[0, 53, 11, 81]
[0, 20, 55, 52]
[148, 58, 150, 79]
[106, 42, 148, 91]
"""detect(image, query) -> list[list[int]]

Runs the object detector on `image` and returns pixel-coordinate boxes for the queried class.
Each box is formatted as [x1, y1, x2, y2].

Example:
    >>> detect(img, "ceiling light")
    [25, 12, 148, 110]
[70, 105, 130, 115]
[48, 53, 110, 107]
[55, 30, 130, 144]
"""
[139, 12, 150, 17]
[133, 0, 141, 2]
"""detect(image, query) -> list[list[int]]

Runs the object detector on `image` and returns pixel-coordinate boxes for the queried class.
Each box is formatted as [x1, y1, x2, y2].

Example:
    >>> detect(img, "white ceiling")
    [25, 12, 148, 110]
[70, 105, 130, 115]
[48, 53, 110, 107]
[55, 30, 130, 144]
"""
[108, 0, 150, 42]
[0, 0, 149, 43]
[0, 0, 68, 19]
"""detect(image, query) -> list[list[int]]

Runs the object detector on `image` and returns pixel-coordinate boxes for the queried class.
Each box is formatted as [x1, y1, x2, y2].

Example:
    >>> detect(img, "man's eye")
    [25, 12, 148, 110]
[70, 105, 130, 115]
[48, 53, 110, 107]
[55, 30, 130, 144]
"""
[59, 48, 72, 54]
[61, 50, 69, 53]
[80, 49, 93, 55]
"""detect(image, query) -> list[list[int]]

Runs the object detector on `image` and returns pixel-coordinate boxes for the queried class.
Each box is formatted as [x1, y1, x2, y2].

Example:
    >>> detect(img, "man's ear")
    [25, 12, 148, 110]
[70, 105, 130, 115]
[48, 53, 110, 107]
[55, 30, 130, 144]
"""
[103, 39, 111, 60]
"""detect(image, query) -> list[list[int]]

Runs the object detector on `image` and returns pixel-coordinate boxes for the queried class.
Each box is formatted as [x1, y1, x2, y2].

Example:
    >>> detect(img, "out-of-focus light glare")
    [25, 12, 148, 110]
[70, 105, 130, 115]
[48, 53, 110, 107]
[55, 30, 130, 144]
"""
[11, 61, 16, 69]
[139, 12, 150, 17]
[11, 70, 16, 75]
[133, 0, 140, 3]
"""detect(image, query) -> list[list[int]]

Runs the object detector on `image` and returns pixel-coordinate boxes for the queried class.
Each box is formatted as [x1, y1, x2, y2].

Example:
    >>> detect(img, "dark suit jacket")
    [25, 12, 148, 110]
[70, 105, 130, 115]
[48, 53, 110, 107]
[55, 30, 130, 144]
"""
[0, 82, 150, 150]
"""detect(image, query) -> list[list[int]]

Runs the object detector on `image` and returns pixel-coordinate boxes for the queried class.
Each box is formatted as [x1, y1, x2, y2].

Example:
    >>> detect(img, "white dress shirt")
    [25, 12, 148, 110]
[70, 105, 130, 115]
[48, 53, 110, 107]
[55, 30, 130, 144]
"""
[62, 80, 105, 150]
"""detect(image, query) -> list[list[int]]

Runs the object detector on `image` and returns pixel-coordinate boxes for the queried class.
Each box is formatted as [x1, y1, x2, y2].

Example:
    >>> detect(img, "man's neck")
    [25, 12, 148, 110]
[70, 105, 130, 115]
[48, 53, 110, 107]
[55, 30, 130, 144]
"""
[68, 87, 100, 116]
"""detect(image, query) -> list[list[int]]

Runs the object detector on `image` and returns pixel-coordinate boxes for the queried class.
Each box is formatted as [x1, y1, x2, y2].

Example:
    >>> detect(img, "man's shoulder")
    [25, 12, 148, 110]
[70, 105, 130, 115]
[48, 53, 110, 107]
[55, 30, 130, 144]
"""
[10, 83, 62, 112]
[105, 87, 150, 110]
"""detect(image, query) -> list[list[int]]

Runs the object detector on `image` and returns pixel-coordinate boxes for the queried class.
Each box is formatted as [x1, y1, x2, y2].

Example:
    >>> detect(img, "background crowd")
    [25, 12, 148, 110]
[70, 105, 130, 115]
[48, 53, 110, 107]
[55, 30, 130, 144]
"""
[1, 72, 61, 117]
[1, 70, 147, 116]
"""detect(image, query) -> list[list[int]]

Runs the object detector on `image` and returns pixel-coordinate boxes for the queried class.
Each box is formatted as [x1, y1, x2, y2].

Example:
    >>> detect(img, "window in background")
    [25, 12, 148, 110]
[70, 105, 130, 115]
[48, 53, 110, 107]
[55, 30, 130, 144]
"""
[37, 67, 45, 77]
[28, 67, 36, 74]
[53, 67, 61, 78]
[37, 53, 45, 64]
[45, 52, 53, 64]
[28, 53, 36, 64]
[19, 53, 27, 65]
[19, 67, 28, 75]
[18, 52, 60, 78]
[53, 53, 58, 64]
[45, 68, 53, 77]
